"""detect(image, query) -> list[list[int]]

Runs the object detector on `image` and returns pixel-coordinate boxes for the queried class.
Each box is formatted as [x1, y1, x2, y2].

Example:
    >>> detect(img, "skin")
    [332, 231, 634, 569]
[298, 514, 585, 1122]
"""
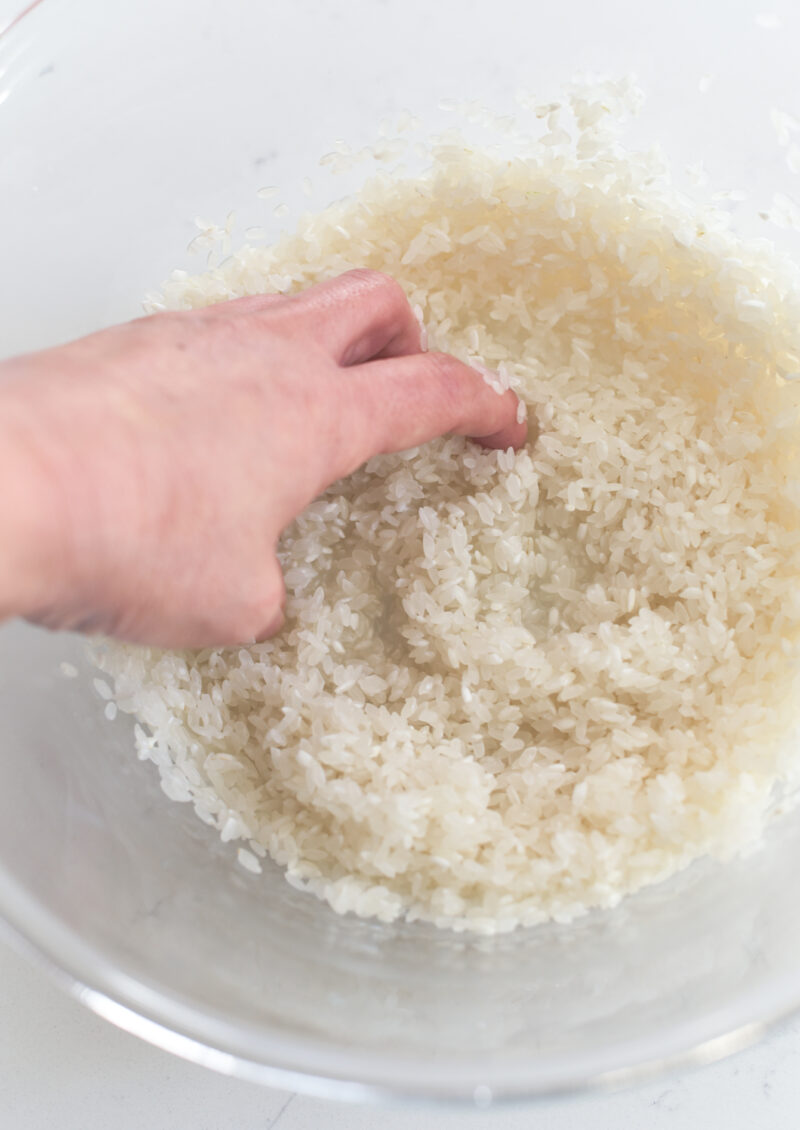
[0, 269, 526, 648]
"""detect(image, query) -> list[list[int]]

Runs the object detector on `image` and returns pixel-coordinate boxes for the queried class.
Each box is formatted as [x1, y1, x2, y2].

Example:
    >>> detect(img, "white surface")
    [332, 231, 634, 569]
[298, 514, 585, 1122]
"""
[3, 936, 800, 1129]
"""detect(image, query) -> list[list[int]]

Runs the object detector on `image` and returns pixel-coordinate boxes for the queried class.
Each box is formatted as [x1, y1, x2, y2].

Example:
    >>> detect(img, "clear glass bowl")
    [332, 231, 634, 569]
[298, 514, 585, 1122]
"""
[2, 0, 800, 1105]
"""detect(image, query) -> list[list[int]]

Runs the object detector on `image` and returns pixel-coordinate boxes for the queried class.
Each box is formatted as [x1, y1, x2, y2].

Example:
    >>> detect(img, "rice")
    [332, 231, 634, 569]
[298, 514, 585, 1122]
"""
[97, 79, 800, 934]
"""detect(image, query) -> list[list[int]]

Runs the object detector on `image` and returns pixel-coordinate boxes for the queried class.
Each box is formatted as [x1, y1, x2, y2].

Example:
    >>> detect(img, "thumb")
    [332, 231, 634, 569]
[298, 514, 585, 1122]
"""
[342, 351, 527, 470]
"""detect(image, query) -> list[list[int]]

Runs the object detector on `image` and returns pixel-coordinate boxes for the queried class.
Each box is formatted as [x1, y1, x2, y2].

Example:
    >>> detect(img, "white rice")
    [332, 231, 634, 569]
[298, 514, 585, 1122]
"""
[97, 80, 800, 934]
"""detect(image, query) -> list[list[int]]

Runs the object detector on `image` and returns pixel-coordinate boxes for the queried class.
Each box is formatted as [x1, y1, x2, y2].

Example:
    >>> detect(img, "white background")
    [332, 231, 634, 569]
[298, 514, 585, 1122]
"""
[3, 936, 800, 1128]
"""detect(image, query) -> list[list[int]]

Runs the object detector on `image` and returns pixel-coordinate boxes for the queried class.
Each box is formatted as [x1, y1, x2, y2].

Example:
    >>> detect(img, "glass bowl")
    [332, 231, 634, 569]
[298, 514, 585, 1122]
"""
[1, 0, 800, 1105]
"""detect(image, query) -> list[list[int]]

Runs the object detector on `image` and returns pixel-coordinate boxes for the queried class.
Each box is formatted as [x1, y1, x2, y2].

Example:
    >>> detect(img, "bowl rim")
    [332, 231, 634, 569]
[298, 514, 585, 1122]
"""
[2, 859, 799, 1106]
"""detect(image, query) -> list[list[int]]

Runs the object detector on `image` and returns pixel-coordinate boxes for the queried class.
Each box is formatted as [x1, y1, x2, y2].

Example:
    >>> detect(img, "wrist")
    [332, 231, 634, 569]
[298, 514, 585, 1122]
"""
[0, 376, 66, 623]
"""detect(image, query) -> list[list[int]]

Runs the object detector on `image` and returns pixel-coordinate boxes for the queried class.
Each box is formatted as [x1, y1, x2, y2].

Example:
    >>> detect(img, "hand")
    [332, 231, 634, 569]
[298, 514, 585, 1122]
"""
[0, 269, 526, 647]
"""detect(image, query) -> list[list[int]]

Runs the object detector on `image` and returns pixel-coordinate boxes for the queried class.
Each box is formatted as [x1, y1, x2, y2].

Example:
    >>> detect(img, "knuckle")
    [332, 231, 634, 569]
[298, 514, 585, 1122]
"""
[424, 352, 484, 432]
[426, 351, 468, 399]
[342, 268, 407, 305]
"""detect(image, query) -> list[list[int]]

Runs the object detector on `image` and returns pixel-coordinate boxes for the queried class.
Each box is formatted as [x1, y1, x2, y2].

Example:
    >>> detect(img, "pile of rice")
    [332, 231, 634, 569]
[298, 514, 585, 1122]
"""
[98, 79, 800, 934]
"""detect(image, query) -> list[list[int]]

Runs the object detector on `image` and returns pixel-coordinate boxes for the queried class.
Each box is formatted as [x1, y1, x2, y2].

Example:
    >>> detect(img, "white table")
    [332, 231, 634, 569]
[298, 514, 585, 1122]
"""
[3, 937, 800, 1130]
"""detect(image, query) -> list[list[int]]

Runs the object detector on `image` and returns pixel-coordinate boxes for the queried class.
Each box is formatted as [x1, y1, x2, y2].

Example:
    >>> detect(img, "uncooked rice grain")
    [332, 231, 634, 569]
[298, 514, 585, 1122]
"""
[97, 79, 800, 934]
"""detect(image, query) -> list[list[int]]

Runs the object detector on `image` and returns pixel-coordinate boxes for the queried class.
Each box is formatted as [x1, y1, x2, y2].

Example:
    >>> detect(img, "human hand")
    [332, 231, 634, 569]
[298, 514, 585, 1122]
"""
[0, 270, 526, 647]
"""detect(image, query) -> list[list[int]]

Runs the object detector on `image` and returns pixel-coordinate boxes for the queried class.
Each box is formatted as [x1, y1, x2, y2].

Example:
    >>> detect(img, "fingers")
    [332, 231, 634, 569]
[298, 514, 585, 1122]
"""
[342, 351, 528, 471]
[205, 270, 423, 366]
[292, 270, 424, 364]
